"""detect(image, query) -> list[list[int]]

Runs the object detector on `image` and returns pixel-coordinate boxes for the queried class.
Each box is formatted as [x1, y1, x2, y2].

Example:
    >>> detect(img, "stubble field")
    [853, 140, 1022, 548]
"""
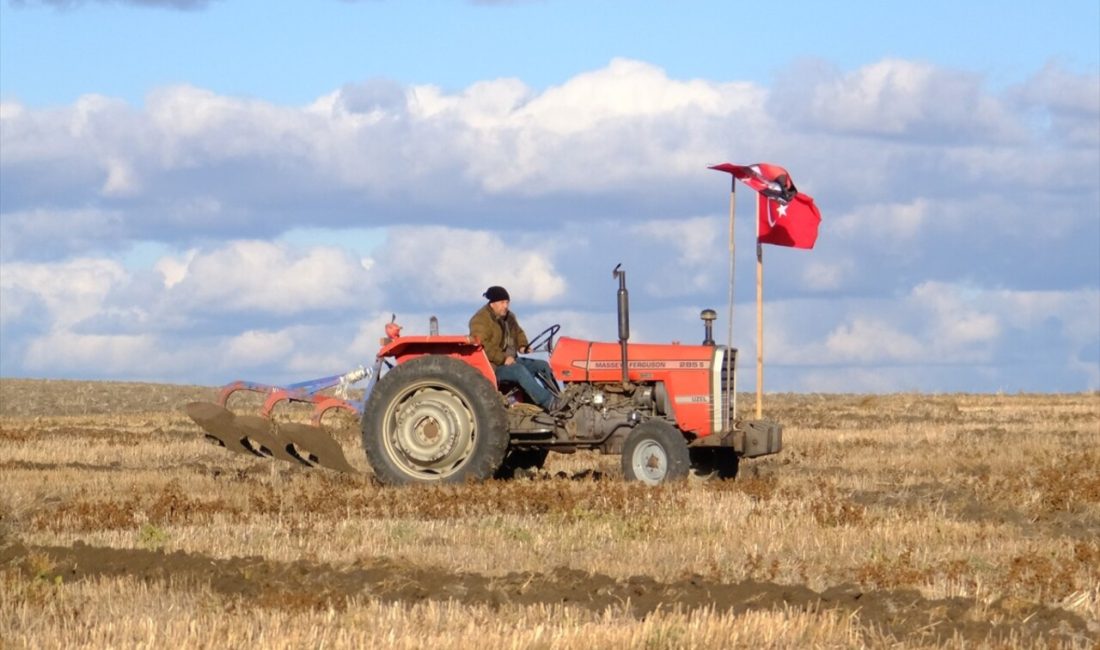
[1, 378, 1098, 648]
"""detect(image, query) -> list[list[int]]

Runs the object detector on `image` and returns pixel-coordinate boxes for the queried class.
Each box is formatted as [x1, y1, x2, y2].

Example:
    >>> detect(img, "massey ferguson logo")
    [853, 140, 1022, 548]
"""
[573, 360, 711, 370]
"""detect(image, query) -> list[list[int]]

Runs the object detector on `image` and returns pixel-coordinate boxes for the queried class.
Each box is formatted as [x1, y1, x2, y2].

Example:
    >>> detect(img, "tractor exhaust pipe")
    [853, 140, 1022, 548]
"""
[613, 263, 629, 387]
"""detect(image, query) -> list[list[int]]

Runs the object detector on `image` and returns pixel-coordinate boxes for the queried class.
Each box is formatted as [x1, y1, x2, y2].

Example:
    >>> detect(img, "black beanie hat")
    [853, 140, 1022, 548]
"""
[483, 286, 510, 302]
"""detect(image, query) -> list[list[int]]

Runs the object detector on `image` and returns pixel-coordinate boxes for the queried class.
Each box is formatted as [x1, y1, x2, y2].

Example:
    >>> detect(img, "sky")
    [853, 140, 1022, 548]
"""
[1, 0, 1098, 393]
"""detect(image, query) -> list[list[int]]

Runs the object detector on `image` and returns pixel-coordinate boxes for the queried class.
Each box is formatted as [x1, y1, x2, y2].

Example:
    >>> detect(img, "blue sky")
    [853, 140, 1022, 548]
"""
[1, 0, 1098, 392]
[4, 1, 1098, 106]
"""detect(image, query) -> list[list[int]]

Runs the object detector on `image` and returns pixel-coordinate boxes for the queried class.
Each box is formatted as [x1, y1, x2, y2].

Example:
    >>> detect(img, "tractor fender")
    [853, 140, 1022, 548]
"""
[377, 335, 497, 386]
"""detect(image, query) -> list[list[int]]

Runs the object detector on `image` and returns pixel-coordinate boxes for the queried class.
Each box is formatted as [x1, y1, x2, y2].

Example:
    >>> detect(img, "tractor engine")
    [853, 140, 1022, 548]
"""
[554, 382, 655, 442]
[548, 336, 732, 441]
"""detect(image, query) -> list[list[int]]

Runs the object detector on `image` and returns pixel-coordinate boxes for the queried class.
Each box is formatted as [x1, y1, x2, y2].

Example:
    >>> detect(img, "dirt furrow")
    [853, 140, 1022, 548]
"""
[2, 541, 1092, 646]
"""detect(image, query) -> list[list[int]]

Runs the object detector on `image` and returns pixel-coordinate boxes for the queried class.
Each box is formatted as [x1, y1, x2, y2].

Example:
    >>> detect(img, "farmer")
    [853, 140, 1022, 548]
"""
[469, 285, 561, 412]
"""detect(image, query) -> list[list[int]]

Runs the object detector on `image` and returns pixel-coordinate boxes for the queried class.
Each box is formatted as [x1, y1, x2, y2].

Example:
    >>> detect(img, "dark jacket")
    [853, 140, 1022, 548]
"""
[469, 304, 529, 366]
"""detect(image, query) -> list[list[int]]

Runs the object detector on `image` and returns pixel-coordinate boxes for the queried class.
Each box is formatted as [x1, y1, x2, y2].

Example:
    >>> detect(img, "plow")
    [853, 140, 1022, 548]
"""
[185, 368, 373, 474]
[187, 265, 782, 485]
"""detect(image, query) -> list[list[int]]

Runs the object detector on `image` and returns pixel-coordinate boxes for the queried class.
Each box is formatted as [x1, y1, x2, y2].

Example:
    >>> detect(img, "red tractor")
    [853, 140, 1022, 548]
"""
[187, 265, 782, 485]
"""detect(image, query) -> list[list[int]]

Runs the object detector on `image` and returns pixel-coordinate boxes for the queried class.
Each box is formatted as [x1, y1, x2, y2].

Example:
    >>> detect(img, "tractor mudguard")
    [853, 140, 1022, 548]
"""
[378, 336, 497, 387]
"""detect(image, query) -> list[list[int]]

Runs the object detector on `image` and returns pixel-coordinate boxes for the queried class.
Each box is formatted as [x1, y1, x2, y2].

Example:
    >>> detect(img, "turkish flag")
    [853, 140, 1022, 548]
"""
[709, 162, 821, 249]
[758, 192, 821, 249]
[708, 162, 798, 201]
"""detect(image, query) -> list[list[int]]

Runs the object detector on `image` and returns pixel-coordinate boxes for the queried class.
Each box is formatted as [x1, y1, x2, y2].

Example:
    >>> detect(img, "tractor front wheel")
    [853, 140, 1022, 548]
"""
[621, 421, 690, 486]
[363, 355, 509, 485]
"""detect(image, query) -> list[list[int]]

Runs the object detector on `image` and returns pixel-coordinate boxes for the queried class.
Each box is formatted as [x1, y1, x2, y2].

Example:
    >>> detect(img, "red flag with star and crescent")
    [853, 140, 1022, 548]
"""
[709, 162, 822, 249]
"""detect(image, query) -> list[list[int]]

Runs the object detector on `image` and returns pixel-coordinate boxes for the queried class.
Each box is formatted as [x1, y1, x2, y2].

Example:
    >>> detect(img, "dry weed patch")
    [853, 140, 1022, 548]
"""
[30, 481, 243, 533]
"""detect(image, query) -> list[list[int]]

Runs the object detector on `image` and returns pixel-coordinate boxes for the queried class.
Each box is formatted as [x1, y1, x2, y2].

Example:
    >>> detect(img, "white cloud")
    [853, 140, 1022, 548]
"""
[2, 58, 764, 220]
[823, 318, 924, 364]
[223, 329, 295, 368]
[154, 249, 195, 288]
[792, 367, 918, 394]
[0, 58, 1096, 391]
[631, 216, 722, 265]
[163, 240, 373, 314]
[0, 257, 128, 328]
[753, 282, 1097, 391]
[1009, 63, 1100, 148]
[1, 243, 1095, 391]
[102, 156, 140, 196]
[23, 331, 167, 376]
[776, 58, 1023, 142]
[507, 58, 736, 133]
[0, 207, 127, 261]
[800, 259, 853, 291]
[0, 101, 26, 121]
[1016, 291, 1099, 344]
[831, 199, 928, 243]
[407, 77, 531, 126]
[3, 57, 1095, 248]
[630, 216, 724, 296]
[146, 85, 317, 168]
[910, 281, 1001, 356]
[369, 226, 566, 306]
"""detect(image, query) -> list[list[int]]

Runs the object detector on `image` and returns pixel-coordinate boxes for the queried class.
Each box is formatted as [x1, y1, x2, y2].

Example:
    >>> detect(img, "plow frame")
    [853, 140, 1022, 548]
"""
[215, 361, 382, 426]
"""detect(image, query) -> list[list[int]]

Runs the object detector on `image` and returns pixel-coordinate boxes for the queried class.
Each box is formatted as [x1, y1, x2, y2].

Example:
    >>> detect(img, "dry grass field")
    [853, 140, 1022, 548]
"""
[1, 378, 1098, 648]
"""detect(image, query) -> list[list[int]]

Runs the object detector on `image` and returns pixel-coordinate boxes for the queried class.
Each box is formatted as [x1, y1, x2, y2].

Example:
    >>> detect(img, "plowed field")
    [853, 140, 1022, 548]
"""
[1, 379, 1098, 648]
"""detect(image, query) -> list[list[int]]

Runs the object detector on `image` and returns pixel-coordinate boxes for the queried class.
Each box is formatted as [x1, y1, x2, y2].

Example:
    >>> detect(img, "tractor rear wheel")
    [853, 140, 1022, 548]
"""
[362, 355, 509, 485]
[621, 421, 690, 485]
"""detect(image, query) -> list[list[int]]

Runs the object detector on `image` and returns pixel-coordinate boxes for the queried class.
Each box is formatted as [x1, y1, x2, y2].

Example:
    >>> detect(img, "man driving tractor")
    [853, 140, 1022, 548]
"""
[469, 285, 561, 412]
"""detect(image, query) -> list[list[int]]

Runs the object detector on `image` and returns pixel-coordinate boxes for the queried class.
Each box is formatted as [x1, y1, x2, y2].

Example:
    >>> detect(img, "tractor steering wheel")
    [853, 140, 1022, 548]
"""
[526, 324, 560, 354]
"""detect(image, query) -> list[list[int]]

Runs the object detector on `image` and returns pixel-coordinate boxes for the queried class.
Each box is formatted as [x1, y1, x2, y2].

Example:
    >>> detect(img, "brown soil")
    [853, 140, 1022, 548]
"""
[1, 541, 1090, 646]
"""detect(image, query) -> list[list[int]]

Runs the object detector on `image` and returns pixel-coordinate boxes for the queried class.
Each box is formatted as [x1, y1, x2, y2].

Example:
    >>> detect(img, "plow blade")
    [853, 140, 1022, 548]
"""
[186, 402, 265, 458]
[186, 402, 360, 474]
[278, 421, 359, 474]
[235, 414, 307, 465]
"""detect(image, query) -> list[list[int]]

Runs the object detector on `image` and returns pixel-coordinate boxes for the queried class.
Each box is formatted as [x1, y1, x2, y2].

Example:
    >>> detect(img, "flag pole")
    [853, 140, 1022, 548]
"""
[726, 176, 737, 427]
[755, 193, 764, 419]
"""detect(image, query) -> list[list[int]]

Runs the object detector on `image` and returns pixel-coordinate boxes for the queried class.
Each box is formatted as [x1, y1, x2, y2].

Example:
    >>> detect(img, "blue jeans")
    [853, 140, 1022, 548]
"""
[495, 357, 556, 409]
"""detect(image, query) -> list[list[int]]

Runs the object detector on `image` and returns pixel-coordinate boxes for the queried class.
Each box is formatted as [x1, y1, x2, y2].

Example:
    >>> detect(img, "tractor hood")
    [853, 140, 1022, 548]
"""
[549, 337, 719, 384]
